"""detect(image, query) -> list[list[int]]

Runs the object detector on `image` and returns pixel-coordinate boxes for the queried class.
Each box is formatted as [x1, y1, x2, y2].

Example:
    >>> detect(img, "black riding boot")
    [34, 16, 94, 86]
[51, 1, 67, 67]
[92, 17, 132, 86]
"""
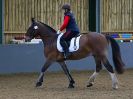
[60, 40, 71, 59]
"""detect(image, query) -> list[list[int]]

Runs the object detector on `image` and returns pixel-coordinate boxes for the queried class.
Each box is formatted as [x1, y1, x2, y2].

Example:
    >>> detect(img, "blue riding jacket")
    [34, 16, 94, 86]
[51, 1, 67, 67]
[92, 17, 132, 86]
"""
[64, 12, 80, 34]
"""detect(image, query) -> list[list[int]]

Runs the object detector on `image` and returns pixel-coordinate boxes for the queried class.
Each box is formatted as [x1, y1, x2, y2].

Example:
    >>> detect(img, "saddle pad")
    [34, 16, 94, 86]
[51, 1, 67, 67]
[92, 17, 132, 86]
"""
[57, 33, 82, 52]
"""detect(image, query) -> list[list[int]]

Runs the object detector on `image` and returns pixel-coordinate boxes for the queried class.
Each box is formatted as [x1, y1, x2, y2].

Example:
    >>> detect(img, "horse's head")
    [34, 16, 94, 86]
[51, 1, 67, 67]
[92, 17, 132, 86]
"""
[25, 18, 57, 42]
[25, 18, 41, 42]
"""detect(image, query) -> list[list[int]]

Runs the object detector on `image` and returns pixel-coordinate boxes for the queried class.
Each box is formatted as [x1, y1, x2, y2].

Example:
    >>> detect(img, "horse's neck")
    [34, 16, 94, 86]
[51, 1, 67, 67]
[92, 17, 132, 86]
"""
[40, 31, 57, 46]
[38, 23, 57, 46]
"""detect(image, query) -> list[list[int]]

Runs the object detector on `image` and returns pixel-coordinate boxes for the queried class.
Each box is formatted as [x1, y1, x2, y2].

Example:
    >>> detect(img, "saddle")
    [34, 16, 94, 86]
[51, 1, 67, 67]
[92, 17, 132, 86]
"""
[57, 33, 82, 52]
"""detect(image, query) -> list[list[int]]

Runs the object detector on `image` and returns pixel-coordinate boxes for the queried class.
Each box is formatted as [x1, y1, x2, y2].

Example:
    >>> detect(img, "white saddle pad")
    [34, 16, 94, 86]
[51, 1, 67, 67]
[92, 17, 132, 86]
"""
[57, 33, 82, 52]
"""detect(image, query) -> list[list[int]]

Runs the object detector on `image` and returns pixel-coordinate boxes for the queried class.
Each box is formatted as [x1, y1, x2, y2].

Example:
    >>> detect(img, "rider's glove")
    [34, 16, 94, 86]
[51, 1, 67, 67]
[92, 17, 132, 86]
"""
[57, 30, 61, 34]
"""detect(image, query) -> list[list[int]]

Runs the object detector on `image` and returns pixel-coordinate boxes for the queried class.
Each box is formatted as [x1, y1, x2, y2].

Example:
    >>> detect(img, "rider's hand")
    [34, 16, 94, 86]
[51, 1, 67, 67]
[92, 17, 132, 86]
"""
[57, 30, 61, 34]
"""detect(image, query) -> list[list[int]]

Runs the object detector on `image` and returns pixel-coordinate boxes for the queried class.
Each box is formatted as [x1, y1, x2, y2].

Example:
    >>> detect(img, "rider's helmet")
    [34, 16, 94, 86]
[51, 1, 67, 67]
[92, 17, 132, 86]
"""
[62, 4, 71, 10]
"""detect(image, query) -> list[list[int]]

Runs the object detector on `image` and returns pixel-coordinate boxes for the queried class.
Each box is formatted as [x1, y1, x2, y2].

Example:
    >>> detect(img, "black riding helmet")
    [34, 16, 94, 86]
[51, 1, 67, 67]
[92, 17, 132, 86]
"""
[62, 4, 71, 10]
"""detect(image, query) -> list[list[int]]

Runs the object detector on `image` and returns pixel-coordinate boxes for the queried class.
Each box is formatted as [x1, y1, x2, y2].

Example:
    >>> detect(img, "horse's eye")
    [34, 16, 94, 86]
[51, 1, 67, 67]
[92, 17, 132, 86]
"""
[34, 26, 38, 29]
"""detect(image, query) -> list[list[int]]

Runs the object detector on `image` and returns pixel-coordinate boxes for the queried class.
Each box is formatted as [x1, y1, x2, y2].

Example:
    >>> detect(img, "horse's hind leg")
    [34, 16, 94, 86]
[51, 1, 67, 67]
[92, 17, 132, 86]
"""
[59, 62, 75, 88]
[87, 56, 102, 87]
[102, 56, 119, 89]
[36, 60, 52, 87]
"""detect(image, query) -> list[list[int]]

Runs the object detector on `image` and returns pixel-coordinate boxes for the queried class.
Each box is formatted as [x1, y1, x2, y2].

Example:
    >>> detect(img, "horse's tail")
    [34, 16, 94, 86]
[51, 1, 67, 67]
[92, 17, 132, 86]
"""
[106, 36, 125, 74]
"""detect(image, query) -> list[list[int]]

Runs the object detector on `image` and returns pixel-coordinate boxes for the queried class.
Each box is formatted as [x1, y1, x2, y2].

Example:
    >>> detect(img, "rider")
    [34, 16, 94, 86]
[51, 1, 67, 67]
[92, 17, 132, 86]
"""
[57, 4, 80, 59]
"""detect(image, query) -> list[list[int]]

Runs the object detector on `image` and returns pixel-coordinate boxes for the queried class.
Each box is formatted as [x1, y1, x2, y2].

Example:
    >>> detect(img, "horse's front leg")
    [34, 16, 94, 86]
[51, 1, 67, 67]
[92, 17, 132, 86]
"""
[58, 61, 75, 88]
[36, 60, 52, 87]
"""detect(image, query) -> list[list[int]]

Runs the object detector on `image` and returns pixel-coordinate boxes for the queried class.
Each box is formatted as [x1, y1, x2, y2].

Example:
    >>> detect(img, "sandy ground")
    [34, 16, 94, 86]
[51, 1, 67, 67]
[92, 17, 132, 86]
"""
[0, 69, 133, 99]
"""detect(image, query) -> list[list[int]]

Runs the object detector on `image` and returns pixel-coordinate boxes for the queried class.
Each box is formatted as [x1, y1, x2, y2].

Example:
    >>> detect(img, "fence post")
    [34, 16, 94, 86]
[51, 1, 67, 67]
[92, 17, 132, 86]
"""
[89, 0, 96, 32]
[0, 0, 4, 44]
[96, 0, 101, 33]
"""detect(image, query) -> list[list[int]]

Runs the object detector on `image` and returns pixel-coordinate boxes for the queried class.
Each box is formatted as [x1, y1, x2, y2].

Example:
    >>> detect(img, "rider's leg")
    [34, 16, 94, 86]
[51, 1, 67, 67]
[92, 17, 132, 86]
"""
[60, 37, 70, 58]
[60, 31, 72, 58]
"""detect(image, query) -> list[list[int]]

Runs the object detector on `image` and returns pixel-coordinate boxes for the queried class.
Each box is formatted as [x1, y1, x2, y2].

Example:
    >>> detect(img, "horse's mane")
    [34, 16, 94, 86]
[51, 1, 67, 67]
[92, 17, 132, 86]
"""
[38, 21, 57, 33]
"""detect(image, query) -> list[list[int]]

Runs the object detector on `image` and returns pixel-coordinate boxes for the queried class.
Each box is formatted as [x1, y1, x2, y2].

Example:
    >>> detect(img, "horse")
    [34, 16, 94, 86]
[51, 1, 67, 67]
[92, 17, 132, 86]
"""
[25, 18, 125, 89]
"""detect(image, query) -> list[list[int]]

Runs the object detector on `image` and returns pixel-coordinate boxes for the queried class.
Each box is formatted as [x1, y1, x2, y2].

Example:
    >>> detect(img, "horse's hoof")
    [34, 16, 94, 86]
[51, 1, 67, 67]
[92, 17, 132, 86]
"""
[113, 87, 118, 90]
[87, 83, 93, 87]
[112, 85, 118, 90]
[112, 83, 118, 90]
[36, 82, 42, 87]
[68, 84, 74, 88]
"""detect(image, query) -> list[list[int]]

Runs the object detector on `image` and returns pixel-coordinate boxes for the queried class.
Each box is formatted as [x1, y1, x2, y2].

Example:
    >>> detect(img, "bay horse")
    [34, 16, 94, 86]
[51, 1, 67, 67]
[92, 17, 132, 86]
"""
[25, 18, 125, 89]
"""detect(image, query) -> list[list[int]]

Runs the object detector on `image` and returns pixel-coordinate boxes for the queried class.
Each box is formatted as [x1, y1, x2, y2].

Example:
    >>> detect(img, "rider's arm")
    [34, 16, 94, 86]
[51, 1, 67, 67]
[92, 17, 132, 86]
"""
[60, 16, 70, 31]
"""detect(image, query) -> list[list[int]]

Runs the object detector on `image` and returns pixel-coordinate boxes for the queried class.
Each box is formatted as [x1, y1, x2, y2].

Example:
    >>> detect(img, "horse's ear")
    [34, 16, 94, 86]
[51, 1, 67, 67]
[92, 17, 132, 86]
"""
[31, 18, 35, 23]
